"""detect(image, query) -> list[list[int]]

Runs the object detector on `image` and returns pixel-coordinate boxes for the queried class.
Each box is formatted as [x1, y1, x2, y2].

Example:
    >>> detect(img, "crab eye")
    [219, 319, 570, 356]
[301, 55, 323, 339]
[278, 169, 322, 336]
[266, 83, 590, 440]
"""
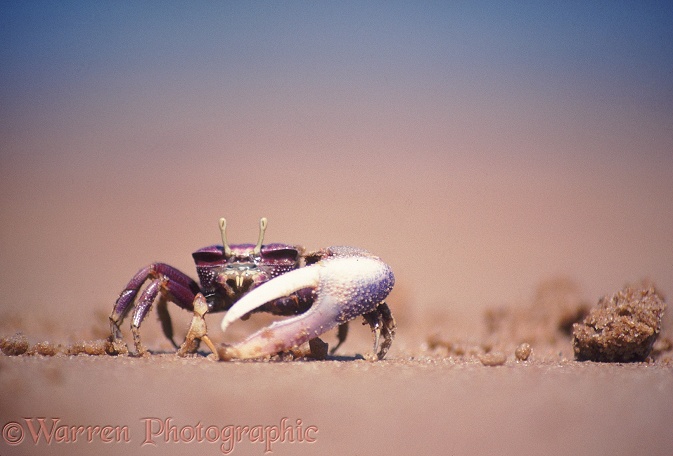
[192, 251, 225, 265]
[261, 247, 299, 261]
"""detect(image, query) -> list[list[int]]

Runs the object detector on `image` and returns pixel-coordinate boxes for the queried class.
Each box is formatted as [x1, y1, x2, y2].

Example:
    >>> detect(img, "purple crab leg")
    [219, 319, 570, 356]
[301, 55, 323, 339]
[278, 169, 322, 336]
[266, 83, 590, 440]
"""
[217, 251, 395, 361]
[109, 263, 200, 354]
[111, 264, 199, 320]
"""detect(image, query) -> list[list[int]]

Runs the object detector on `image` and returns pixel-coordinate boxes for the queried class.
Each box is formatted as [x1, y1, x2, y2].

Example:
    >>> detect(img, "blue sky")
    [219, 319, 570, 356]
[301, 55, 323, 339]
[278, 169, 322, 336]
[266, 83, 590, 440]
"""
[2, 2, 671, 127]
[2, 1, 672, 178]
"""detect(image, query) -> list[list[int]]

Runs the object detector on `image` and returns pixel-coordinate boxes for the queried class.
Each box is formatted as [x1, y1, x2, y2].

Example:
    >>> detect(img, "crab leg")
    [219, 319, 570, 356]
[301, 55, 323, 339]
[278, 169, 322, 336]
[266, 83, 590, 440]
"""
[178, 293, 218, 358]
[109, 263, 200, 354]
[362, 302, 396, 359]
[217, 254, 395, 361]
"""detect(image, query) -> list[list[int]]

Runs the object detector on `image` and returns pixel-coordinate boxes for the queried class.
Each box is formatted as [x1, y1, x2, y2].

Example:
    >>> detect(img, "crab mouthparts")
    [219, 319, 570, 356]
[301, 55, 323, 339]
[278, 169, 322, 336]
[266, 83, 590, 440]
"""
[219, 271, 255, 293]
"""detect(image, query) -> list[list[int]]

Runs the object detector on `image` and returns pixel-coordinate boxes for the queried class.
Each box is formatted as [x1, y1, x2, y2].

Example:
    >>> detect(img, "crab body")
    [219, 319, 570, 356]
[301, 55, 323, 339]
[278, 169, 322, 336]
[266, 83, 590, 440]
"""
[109, 218, 396, 360]
[192, 242, 308, 315]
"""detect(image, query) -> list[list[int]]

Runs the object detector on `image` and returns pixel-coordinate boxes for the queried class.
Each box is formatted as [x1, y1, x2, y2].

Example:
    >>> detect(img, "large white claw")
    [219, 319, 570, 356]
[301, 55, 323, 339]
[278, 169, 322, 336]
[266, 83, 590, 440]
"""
[217, 253, 395, 360]
[220, 265, 321, 333]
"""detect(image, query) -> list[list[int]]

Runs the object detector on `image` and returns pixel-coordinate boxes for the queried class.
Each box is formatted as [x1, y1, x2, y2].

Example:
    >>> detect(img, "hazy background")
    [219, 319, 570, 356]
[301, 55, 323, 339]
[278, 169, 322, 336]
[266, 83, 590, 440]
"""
[1, 2, 672, 339]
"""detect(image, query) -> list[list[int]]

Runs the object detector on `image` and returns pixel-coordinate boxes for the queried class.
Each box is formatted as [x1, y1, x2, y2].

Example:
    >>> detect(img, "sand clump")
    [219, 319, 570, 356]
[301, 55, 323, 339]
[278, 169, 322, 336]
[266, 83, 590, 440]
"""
[0, 332, 29, 355]
[478, 351, 507, 366]
[514, 342, 532, 361]
[65, 339, 109, 356]
[29, 341, 61, 356]
[572, 285, 666, 362]
[0, 332, 113, 357]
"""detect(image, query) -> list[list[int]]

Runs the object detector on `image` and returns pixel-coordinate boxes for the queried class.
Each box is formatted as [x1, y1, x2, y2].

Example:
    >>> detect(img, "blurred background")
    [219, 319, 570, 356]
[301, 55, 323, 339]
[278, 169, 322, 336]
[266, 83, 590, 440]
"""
[1, 2, 672, 342]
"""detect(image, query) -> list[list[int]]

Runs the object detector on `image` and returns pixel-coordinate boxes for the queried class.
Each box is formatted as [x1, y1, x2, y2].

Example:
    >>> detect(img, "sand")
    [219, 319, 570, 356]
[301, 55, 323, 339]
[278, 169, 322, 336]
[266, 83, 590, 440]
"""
[1, 279, 672, 456]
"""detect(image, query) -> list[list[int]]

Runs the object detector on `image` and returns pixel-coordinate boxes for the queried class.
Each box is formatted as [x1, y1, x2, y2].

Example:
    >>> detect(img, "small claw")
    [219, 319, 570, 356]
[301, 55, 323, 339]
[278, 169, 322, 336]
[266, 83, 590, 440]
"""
[218, 253, 394, 360]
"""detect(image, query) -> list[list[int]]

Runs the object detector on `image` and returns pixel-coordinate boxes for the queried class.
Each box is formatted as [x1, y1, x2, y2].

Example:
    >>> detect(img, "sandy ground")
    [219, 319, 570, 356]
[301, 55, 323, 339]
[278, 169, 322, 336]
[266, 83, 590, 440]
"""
[1, 280, 672, 456]
[2, 168, 671, 456]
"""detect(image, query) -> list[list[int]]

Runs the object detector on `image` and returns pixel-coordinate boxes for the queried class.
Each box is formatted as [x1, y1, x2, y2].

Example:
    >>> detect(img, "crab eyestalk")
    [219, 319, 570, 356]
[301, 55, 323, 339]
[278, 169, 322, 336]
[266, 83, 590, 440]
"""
[253, 217, 268, 255]
[219, 218, 232, 258]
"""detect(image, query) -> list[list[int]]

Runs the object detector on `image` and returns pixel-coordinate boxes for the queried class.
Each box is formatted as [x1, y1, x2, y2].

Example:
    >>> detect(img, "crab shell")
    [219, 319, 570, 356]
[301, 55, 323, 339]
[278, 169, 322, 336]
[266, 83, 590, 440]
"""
[192, 242, 306, 313]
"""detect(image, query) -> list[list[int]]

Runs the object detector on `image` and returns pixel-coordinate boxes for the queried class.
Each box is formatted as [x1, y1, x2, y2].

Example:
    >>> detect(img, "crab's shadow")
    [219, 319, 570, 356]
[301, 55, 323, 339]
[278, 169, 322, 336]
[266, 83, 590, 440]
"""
[147, 349, 366, 362]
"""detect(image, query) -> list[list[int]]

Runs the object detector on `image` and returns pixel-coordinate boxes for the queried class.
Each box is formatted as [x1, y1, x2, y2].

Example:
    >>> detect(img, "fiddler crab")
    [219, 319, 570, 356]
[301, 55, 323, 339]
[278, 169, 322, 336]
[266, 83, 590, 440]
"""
[108, 217, 396, 361]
